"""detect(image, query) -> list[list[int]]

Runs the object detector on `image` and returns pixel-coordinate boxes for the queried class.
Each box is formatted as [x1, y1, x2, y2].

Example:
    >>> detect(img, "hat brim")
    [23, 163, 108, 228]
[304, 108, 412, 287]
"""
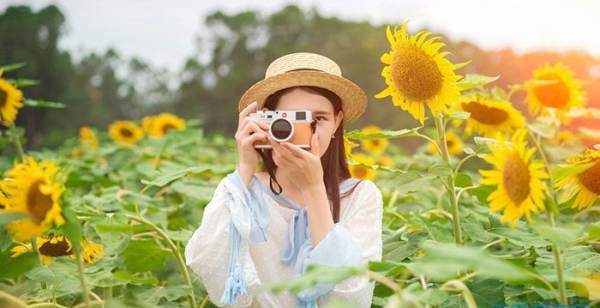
[239, 71, 367, 123]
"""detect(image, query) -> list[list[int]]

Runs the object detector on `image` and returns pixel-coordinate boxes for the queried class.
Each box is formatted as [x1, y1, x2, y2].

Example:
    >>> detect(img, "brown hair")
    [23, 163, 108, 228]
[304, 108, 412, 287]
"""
[258, 86, 361, 223]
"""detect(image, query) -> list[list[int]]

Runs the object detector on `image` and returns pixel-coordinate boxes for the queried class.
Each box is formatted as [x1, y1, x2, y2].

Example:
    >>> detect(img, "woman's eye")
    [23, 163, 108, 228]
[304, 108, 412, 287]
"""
[316, 116, 327, 121]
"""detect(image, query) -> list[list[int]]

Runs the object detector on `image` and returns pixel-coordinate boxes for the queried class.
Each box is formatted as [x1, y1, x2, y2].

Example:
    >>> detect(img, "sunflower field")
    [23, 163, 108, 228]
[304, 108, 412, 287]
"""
[2, 21, 600, 308]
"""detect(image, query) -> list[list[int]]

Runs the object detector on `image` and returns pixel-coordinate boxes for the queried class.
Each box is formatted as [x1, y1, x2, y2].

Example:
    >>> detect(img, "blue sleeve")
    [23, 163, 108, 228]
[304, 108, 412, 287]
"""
[296, 224, 362, 302]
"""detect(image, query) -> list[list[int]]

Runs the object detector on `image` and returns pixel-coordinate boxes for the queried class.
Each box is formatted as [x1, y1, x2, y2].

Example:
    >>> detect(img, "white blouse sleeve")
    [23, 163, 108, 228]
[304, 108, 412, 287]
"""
[184, 170, 269, 307]
[299, 180, 384, 308]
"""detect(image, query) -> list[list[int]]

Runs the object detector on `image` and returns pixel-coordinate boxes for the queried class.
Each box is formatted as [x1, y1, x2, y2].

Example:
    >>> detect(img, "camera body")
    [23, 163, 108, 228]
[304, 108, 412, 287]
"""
[249, 110, 316, 149]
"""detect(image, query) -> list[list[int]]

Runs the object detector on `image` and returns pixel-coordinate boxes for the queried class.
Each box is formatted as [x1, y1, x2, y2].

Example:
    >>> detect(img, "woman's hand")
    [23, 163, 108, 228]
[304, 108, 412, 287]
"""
[270, 132, 325, 194]
[235, 101, 269, 186]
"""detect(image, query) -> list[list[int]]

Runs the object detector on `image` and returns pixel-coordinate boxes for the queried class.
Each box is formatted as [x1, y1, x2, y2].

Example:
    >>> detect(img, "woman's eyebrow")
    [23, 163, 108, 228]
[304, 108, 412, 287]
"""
[313, 111, 332, 116]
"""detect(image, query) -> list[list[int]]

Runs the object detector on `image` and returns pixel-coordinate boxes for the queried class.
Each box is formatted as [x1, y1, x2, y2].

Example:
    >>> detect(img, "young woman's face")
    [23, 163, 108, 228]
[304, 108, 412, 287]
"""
[273, 88, 343, 157]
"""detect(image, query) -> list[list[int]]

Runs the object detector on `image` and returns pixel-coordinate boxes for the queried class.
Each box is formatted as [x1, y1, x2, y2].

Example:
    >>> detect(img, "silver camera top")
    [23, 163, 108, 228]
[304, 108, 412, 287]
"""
[248, 110, 313, 122]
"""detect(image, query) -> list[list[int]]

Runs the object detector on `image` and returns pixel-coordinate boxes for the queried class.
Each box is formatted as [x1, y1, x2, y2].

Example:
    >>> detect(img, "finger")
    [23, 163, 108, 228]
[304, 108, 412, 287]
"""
[281, 142, 307, 159]
[244, 121, 268, 137]
[238, 101, 258, 125]
[236, 117, 250, 134]
[242, 131, 268, 147]
[271, 147, 287, 167]
[310, 132, 320, 156]
[270, 138, 294, 158]
[270, 140, 297, 168]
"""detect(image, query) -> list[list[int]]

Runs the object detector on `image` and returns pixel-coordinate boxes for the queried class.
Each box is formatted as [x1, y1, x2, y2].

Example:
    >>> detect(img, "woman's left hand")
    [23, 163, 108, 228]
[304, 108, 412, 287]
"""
[270, 132, 324, 192]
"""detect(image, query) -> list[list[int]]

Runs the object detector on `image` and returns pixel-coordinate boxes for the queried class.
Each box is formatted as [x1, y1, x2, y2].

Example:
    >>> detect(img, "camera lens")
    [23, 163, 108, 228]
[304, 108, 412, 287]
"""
[270, 118, 293, 141]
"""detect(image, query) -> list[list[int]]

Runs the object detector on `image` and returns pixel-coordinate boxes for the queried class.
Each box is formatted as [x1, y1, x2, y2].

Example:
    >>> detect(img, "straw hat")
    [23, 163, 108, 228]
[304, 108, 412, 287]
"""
[238, 52, 367, 122]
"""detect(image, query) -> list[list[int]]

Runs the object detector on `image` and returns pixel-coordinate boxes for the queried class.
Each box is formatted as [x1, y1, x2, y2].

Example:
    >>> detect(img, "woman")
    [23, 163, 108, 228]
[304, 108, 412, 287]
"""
[184, 52, 383, 308]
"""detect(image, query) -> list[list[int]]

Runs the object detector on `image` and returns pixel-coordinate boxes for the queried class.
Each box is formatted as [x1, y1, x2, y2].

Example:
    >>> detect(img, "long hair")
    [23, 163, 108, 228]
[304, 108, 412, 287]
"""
[257, 86, 361, 223]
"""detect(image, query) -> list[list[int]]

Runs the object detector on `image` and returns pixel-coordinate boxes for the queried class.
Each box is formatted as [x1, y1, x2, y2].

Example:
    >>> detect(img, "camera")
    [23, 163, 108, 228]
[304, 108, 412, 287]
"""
[248, 110, 316, 149]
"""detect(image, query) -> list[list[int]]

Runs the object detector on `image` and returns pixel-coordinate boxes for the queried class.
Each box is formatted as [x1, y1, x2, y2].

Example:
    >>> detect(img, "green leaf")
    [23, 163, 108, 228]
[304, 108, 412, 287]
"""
[0, 251, 39, 279]
[0, 63, 25, 72]
[530, 222, 582, 249]
[62, 206, 83, 253]
[454, 173, 473, 188]
[391, 171, 435, 194]
[473, 137, 498, 147]
[428, 161, 453, 177]
[490, 86, 509, 101]
[23, 99, 66, 108]
[0, 212, 28, 227]
[551, 161, 595, 181]
[113, 270, 159, 285]
[95, 223, 154, 234]
[447, 111, 470, 120]
[408, 241, 534, 283]
[122, 239, 171, 272]
[140, 166, 212, 187]
[267, 264, 366, 295]
[4, 78, 39, 87]
[457, 74, 500, 91]
[463, 147, 475, 155]
[347, 159, 406, 174]
[345, 127, 422, 140]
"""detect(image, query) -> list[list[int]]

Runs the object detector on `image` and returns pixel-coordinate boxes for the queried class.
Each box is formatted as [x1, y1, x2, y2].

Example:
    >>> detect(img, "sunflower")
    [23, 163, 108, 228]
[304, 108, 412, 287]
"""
[359, 125, 389, 155]
[109, 120, 144, 145]
[453, 94, 525, 138]
[0, 188, 7, 209]
[376, 156, 394, 167]
[343, 135, 359, 159]
[479, 129, 548, 226]
[349, 153, 377, 180]
[79, 126, 98, 149]
[142, 113, 186, 138]
[427, 131, 463, 156]
[375, 21, 463, 124]
[524, 63, 585, 117]
[574, 272, 600, 301]
[555, 150, 600, 210]
[0, 157, 64, 241]
[81, 240, 106, 264]
[11, 235, 105, 265]
[0, 70, 24, 127]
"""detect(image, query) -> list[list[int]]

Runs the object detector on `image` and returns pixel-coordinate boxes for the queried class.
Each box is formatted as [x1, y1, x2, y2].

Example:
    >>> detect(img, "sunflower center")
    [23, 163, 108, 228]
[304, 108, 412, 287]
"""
[390, 46, 443, 101]
[447, 139, 455, 148]
[461, 101, 509, 125]
[533, 73, 570, 109]
[353, 167, 368, 178]
[39, 238, 72, 257]
[26, 179, 54, 224]
[502, 152, 531, 204]
[162, 123, 176, 135]
[371, 140, 380, 147]
[578, 159, 600, 195]
[119, 128, 133, 138]
[0, 89, 6, 108]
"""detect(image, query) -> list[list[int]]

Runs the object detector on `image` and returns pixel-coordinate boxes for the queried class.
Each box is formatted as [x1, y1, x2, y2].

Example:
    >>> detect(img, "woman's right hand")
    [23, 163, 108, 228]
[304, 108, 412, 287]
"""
[235, 101, 269, 186]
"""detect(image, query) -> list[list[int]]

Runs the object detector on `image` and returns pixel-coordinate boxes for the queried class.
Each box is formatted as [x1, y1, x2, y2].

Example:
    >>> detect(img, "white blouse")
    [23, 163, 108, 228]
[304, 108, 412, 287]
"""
[184, 169, 383, 307]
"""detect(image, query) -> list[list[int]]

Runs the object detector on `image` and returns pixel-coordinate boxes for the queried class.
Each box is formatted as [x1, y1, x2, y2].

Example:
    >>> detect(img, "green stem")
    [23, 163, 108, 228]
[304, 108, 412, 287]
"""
[31, 238, 47, 290]
[10, 124, 26, 161]
[528, 131, 567, 304]
[367, 271, 402, 294]
[434, 115, 463, 244]
[415, 131, 442, 154]
[198, 294, 209, 308]
[127, 215, 197, 308]
[75, 252, 91, 308]
[0, 290, 27, 308]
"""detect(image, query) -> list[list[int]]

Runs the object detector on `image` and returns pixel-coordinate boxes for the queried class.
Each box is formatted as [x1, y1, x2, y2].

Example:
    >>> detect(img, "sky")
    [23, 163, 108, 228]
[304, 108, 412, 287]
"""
[2, 0, 600, 71]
